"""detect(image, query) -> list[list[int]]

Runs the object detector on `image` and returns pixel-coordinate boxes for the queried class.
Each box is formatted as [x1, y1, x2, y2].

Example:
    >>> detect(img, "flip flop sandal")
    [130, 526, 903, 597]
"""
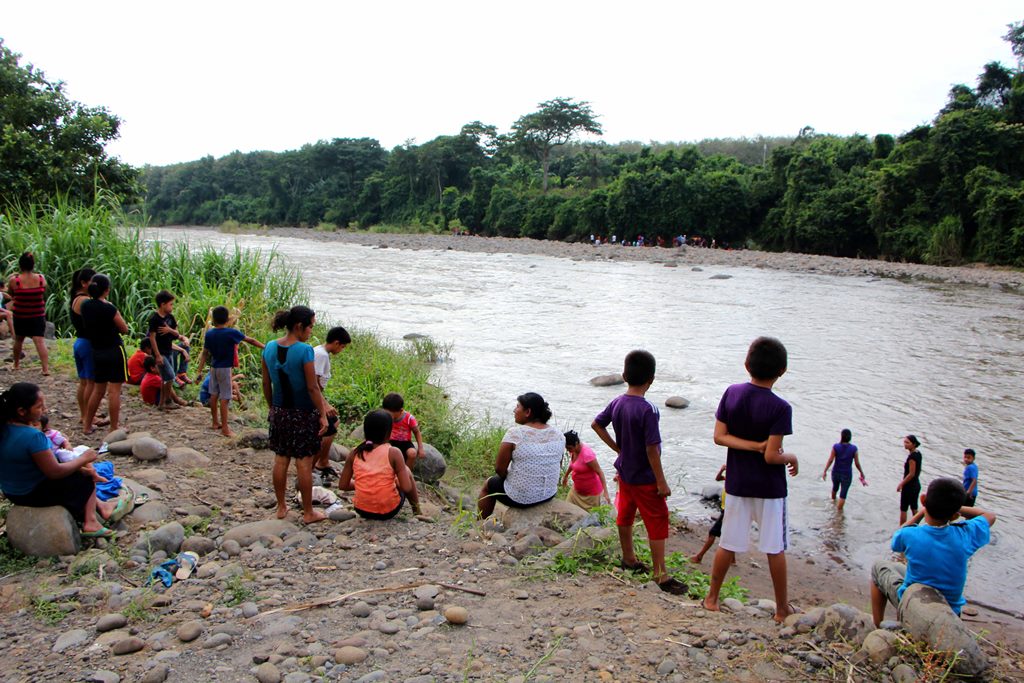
[619, 559, 650, 573]
[81, 527, 116, 539]
[656, 577, 689, 595]
[174, 551, 199, 580]
[106, 489, 135, 524]
[133, 492, 151, 506]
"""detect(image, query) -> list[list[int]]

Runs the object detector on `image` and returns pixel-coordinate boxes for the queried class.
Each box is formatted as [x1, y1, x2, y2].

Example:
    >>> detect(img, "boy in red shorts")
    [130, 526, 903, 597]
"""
[592, 350, 686, 594]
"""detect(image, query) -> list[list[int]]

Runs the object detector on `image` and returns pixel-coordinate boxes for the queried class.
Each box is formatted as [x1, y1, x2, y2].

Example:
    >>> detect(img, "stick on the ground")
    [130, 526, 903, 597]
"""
[438, 582, 486, 596]
[258, 580, 487, 616]
[192, 492, 216, 507]
[664, 637, 693, 648]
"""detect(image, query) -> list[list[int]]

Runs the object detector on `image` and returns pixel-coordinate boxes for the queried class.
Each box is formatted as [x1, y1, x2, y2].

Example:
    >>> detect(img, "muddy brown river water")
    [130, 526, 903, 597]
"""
[152, 227, 1024, 612]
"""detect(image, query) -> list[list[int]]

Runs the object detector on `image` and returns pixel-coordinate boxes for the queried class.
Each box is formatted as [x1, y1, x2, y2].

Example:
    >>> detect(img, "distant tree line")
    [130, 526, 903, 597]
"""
[7, 24, 1020, 267]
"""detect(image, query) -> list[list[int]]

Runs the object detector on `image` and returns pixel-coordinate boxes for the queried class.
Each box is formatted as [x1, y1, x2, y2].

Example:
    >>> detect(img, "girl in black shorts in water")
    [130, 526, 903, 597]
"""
[81, 275, 129, 435]
[897, 434, 922, 526]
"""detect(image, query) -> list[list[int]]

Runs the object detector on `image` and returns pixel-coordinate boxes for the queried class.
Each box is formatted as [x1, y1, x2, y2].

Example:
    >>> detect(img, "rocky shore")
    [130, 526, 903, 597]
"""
[193, 226, 1024, 291]
[1, 345, 1022, 681]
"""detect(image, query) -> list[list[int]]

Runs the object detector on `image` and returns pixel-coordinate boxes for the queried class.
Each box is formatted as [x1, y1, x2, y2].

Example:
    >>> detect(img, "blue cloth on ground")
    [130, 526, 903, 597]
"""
[149, 558, 180, 588]
[93, 461, 123, 501]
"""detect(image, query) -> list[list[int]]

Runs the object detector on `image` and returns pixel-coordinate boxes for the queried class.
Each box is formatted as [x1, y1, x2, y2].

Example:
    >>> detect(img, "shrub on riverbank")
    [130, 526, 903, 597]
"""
[318, 328, 503, 486]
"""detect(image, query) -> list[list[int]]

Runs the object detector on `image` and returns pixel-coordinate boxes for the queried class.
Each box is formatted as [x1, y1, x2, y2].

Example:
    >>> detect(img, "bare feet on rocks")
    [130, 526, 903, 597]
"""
[302, 510, 327, 524]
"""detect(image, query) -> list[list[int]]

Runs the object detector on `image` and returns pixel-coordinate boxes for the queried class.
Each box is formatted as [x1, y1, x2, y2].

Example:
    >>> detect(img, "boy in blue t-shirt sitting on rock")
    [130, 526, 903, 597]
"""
[870, 477, 995, 627]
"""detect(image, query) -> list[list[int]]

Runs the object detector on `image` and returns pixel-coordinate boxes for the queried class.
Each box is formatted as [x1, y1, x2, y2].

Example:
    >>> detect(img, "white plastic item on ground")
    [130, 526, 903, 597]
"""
[296, 485, 338, 507]
[56, 445, 90, 463]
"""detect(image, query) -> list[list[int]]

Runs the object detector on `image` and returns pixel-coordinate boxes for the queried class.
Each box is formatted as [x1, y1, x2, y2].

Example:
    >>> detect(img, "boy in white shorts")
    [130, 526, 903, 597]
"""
[702, 337, 799, 624]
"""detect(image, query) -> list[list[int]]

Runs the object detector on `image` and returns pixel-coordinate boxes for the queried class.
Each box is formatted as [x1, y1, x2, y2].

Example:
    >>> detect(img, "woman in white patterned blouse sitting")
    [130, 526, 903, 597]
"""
[478, 392, 564, 519]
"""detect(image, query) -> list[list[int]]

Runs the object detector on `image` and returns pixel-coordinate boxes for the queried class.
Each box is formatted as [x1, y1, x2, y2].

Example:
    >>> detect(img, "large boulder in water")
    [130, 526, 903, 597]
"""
[590, 374, 624, 387]
[665, 396, 690, 409]
[700, 484, 724, 501]
[6, 506, 81, 556]
[899, 583, 988, 676]
[412, 443, 447, 483]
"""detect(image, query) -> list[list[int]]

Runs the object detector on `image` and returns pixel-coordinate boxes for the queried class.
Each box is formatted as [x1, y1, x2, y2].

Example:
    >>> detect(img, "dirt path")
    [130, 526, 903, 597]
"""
[1, 340, 1022, 682]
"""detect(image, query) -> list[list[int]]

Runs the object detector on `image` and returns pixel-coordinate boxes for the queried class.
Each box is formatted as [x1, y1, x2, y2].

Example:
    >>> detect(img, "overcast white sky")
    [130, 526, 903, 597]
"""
[3, 1, 1020, 167]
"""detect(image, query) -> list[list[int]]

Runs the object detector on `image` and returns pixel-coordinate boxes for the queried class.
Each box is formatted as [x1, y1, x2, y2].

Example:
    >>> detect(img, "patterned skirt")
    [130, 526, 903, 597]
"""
[268, 406, 321, 458]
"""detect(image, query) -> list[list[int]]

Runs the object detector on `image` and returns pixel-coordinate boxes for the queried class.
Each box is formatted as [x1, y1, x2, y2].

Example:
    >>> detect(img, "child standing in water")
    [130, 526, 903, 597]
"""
[821, 428, 866, 511]
[339, 409, 422, 519]
[962, 448, 979, 507]
[561, 430, 612, 511]
[897, 435, 923, 526]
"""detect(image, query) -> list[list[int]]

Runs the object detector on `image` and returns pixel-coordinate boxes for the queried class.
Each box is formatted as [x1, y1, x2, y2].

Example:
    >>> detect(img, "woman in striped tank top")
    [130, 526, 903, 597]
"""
[6, 252, 49, 375]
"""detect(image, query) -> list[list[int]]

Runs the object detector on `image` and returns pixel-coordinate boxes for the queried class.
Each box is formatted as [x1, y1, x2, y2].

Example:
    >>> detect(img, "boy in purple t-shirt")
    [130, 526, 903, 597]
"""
[592, 350, 687, 595]
[702, 337, 799, 623]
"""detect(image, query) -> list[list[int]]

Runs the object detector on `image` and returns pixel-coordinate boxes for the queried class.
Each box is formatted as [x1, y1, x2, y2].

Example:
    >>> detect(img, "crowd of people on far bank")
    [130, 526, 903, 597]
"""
[0, 250, 997, 630]
[584, 233, 730, 249]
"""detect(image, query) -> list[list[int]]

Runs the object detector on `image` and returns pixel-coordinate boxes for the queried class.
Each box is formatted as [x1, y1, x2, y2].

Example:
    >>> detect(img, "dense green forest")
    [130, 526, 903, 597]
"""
[142, 24, 1024, 265]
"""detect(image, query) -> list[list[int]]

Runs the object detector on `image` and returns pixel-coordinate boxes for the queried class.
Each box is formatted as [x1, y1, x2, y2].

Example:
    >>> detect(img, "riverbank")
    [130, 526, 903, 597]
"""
[1, 348, 1022, 681]
[192, 225, 1024, 290]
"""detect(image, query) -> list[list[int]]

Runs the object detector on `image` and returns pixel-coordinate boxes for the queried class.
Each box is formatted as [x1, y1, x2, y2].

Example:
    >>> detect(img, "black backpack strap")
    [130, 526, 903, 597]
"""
[276, 344, 295, 409]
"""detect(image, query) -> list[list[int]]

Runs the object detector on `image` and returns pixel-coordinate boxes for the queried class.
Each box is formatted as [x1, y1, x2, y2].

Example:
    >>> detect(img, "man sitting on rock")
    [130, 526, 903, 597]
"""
[870, 477, 995, 627]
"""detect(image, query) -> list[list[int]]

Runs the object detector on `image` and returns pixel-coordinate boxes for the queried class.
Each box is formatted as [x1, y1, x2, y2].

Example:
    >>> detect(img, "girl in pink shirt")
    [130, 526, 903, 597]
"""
[562, 430, 612, 511]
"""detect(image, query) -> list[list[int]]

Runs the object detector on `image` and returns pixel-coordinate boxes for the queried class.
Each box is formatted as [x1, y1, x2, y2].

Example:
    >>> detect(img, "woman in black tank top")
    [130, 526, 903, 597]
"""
[80, 275, 129, 434]
[69, 268, 97, 429]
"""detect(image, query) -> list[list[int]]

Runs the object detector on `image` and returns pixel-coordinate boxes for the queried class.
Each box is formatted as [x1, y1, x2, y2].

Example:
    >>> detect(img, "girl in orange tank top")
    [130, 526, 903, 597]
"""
[340, 409, 422, 520]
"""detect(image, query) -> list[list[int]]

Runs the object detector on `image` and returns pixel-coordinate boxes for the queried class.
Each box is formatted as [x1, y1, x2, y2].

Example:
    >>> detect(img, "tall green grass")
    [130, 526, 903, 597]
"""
[0, 195, 303, 382]
[2, 198, 501, 489]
